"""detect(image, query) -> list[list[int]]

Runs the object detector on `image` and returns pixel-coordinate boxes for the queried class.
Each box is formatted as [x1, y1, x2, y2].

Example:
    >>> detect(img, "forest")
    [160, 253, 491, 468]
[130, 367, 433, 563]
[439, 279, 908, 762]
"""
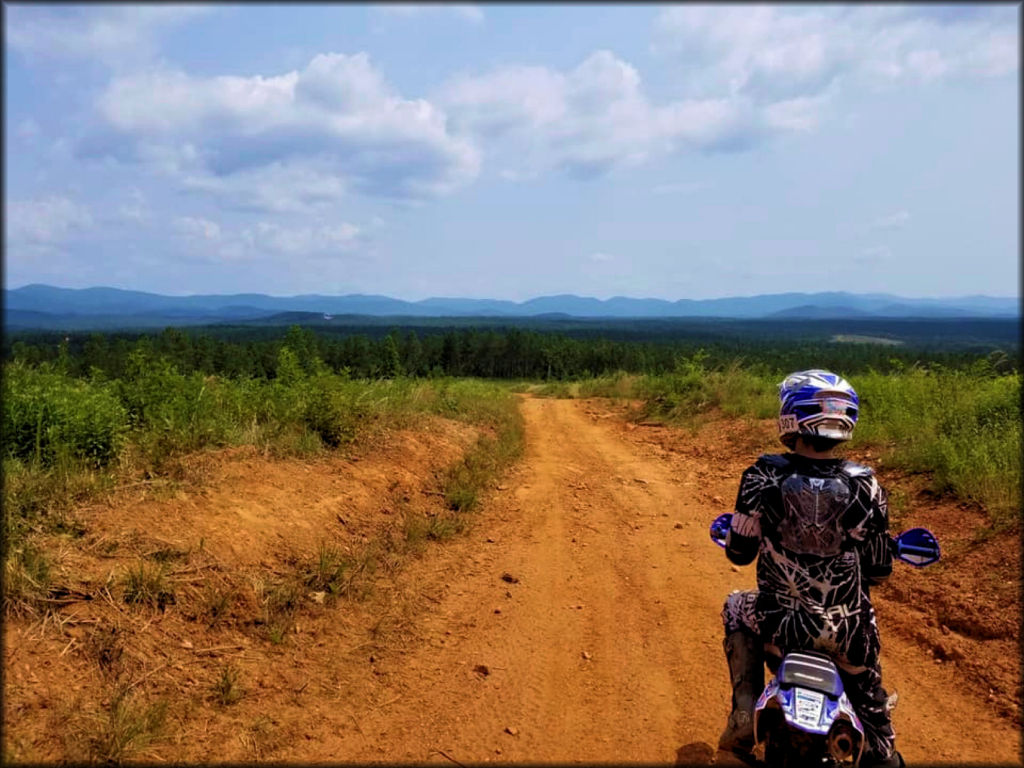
[4, 318, 1018, 382]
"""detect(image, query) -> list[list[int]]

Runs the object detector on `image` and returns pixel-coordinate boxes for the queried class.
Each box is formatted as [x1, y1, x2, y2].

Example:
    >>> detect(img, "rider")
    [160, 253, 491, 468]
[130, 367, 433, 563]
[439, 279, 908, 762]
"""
[717, 369, 902, 768]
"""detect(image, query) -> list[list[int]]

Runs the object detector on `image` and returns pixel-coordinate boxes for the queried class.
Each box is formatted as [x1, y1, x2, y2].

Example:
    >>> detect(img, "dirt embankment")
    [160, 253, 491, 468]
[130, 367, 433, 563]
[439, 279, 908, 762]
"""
[4, 397, 1020, 764]
[4, 416, 480, 762]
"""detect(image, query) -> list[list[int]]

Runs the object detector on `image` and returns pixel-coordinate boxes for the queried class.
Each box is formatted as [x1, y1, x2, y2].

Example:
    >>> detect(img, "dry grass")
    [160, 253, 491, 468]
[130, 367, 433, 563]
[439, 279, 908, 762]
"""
[84, 687, 169, 763]
[3, 541, 52, 618]
[121, 561, 175, 610]
[211, 664, 244, 706]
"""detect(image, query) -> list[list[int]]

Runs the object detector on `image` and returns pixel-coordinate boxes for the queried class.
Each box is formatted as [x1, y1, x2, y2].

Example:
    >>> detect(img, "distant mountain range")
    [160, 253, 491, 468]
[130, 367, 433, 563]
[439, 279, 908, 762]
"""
[3, 284, 1019, 331]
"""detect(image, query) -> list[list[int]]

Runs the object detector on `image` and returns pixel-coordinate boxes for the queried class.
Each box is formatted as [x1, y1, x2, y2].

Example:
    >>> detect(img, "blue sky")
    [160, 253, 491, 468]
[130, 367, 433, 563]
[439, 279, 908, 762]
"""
[4, 3, 1019, 300]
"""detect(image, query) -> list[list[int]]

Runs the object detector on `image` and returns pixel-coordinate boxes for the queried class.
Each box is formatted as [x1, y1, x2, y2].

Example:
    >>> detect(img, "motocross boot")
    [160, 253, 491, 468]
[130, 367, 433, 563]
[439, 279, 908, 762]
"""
[717, 630, 764, 757]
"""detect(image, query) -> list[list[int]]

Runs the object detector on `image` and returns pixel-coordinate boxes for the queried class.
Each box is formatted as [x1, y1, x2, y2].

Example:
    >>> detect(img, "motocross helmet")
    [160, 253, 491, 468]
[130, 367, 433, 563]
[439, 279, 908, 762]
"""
[777, 369, 859, 448]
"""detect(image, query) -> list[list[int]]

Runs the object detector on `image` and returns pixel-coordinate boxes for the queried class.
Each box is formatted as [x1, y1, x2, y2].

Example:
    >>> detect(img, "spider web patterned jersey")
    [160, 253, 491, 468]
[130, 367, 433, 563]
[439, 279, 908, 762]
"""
[725, 453, 893, 671]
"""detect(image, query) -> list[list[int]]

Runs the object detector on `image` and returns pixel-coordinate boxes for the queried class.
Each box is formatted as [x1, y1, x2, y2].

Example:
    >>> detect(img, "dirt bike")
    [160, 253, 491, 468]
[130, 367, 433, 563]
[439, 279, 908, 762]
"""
[709, 512, 940, 767]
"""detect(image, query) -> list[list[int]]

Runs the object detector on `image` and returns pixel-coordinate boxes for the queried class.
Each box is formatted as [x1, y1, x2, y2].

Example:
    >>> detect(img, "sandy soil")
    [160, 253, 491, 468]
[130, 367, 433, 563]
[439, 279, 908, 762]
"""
[299, 396, 1020, 765]
[4, 397, 1020, 764]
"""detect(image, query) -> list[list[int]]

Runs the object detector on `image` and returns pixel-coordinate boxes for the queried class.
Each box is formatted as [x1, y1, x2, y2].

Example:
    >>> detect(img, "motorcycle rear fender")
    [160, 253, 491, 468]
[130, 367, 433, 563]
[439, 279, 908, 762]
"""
[754, 677, 866, 761]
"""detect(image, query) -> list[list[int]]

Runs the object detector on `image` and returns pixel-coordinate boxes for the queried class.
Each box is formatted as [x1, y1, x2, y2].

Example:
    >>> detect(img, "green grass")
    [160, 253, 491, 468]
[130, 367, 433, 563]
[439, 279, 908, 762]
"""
[3, 455, 106, 543]
[211, 665, 244, 706]
[258, 579, 302, 645]
[3, 540, 52, 618]
[284, 379, 525, 607]
[199, 585, 236, 628]
[86, 688, 168, 763]
[4, 345, 1015, 535]
[439, 382, 525, 514]
[529, 356, 1020, 529]
[121, 561, 175, 610]
[1, 360, 525, 575]
[852, 369, 1021, 527]
[300, 541, 364, 598]
[2, 357, 526, 675]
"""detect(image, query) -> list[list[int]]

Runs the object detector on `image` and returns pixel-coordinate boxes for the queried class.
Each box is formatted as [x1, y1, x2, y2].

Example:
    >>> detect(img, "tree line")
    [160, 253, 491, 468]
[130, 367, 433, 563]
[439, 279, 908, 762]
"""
[4, 324, 1017, 382]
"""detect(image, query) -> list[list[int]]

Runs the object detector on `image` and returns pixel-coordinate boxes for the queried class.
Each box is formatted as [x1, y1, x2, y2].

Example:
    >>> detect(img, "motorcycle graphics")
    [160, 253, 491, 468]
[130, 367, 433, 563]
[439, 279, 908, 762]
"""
[710, 512, 940, 766]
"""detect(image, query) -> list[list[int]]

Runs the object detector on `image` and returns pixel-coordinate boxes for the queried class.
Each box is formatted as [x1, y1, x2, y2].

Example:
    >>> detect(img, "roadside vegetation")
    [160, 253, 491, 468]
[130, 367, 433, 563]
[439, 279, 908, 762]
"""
[530, 352, 1020, 530]
[4, 324, 1017, 561]
[2, 327, 523, 622]
[3, 327, 526, 761]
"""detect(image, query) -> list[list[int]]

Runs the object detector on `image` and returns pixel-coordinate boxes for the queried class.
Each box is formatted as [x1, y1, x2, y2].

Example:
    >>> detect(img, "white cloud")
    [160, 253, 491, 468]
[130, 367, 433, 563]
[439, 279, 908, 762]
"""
[905, 49, 950, 81]
[497, 168, 543, 183]
[762, 93, 831, 133]
[440, 50, 765, 180]
[589, 252, 614, 263]
[83, 52, 480, 208]
[965, 30, 1018, 78]
[6, 5, 211, 70]
[648, 6, 1017, 148]
[6, 196, 94, 245]
[176, 216, 222, 241]
[116, 188, 150, 224]
[172, 217, 366, 263]
[653, 6, 846, 101]
[872, 210, 911, 230]
[373, 4, 484, 24]
[653, 5, 1017, 103]
[246, 221, 364, 257]
[180, 161, 351, 214]
[441, 64, 567, 138]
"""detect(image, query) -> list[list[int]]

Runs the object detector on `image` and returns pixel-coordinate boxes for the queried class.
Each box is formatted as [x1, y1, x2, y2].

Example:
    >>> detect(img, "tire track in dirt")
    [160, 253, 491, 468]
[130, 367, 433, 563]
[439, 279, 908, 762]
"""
[309, 397, 1021, 764]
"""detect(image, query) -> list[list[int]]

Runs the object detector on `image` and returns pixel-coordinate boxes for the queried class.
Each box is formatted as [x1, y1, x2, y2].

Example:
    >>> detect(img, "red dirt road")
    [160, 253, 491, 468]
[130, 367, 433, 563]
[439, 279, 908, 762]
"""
[5, 397, 1019, 764]
[302, 397, 1021, 764]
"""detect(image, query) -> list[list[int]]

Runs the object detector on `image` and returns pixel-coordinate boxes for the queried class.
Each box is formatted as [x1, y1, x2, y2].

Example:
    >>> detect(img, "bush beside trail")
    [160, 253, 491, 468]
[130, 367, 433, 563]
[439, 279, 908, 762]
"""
[2, 343, 523, 620]
[535, 355, 1020, 529]
[3, 362, 129, 467]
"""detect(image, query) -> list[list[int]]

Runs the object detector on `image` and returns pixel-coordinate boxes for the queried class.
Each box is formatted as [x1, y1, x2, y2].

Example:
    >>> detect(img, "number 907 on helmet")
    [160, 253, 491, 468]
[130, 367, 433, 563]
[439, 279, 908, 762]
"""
[777, 369, 859, 447]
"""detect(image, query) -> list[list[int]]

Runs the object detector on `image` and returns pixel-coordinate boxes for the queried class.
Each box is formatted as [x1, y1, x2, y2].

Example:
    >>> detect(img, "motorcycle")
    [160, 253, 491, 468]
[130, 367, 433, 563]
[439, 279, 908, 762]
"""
[709, 512, 940, 767]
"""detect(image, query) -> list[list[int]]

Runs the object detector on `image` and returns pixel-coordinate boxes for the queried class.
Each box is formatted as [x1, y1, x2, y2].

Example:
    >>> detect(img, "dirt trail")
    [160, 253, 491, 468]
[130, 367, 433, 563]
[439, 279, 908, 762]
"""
[7, 397, 1019, 764]
[302, 396, 1020, 764]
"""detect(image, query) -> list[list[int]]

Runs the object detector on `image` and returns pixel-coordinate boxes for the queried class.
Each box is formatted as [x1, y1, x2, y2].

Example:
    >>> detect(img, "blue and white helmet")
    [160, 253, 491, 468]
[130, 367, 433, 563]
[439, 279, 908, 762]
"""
[778, 369, 859, 446]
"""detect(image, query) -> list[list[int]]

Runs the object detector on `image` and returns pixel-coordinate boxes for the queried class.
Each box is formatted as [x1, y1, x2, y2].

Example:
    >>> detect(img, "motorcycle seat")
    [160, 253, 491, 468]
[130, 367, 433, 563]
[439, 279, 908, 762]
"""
[777, 651, 843, 698]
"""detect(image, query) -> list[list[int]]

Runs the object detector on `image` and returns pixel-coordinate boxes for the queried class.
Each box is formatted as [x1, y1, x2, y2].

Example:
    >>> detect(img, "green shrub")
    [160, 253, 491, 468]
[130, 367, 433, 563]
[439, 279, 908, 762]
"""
[211, 665, 244, 706]
[854, 369, 1020, 525]
[2, 362, 129, 467]
[122, 561, 175, 610]
[302, 376, 358, 448]
[619, 362, 1020, 528]
[301, 542, 354, 596]
[87, 689, 168, 763]
[259, 579, 302, 644]
[3, 540, 51, 617]
[116, 351, 244, 463]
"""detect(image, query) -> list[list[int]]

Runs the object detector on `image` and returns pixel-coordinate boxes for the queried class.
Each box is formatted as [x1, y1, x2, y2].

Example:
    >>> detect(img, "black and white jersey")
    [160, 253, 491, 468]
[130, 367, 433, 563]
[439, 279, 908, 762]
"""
[724, 453, 893, 670]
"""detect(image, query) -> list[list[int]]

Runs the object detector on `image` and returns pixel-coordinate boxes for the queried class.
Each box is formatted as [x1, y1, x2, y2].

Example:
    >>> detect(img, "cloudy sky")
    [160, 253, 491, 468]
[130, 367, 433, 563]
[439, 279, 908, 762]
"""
[4, 4, 1019, 300]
